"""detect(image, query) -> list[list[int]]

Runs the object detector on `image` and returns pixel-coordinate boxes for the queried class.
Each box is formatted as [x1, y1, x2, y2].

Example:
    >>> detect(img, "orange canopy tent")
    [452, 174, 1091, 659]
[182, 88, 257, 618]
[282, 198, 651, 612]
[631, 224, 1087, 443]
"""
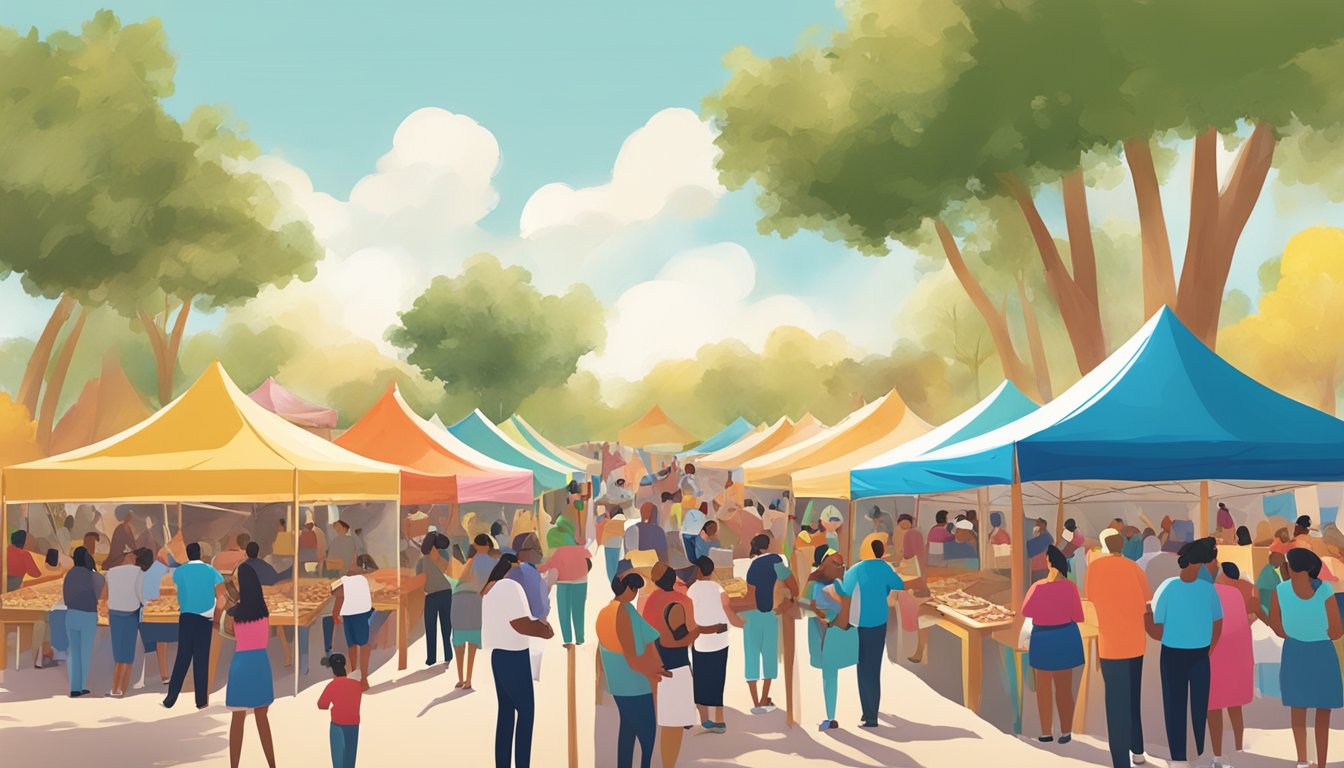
[617, 405, 697, 452]
[742, 391, 930, 494]
[335, 386, 533, 505]
[50, 353, 153, 455]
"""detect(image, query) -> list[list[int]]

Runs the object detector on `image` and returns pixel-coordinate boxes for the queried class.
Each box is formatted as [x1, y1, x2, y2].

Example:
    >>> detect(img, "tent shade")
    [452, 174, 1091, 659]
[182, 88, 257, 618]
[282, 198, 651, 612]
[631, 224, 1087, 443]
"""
[248, 377, 338, 430]
[680, 417, 756, 458]
[3, 363, 400, 503]
[697, 414, 825, 471]
[335, 388, 534, 506]
[872, 307, 1344, 495]
[743, 392, 928, 491]
[617, 405, 697, 451]
[789, 398, 933, 499]
[500, 415, 599, 476]
[449, 410, 574, 495]
[50, 353, 154, 456]
[850, 381, 1040, 499]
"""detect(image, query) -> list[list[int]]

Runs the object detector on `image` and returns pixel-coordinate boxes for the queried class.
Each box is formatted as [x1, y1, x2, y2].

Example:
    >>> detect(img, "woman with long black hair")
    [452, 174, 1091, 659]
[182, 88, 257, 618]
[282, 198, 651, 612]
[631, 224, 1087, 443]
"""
[1021, 545, 1085, 744]
[482, 553, 554, 768]
[62, 546, 103, 697]
[226, 562, 276, 768]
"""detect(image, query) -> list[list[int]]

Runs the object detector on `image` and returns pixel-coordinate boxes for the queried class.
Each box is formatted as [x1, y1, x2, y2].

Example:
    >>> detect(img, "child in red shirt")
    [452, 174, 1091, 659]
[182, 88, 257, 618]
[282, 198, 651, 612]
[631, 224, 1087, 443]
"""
[317, 653, 362, 768]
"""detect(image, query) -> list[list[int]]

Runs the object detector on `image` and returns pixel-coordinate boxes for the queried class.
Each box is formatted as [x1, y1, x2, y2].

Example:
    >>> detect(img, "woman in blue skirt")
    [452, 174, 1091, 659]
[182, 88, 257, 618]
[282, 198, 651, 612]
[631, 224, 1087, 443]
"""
[1021, 545, 1084, 744]
[226, 563, 276, 768]
[1270, 547, 1343, 768]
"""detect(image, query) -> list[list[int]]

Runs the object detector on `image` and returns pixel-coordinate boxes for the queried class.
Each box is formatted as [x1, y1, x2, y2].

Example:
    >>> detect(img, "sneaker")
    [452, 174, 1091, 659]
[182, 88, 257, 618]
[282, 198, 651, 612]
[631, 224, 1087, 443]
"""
[860, 720, 879, 729]
[818, 720, 834, 731]
[1131, 753, 1146, 766]
[713, 722, 727, 733]
[319, 655, 331, 667]
[1058, 733, 1072, 745]
[750, 706, 768, 715]
[1037, 735, 1054, 743]
[761, 704, 778, 713]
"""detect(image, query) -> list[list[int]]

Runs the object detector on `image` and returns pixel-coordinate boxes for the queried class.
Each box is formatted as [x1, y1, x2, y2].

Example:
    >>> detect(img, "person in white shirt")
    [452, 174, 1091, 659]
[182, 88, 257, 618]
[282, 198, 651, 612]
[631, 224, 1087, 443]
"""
[687, 556, 743, 731]
[332, 555, 377, 690]
[104, 548, 151, 697]
[482, 554, 554, 768]
[680, 503, 708, 563]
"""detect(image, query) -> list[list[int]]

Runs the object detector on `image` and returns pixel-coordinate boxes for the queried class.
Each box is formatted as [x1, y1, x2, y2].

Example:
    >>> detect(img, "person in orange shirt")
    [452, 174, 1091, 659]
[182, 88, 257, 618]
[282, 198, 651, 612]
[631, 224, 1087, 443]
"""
[1087, 528, 1154, 768]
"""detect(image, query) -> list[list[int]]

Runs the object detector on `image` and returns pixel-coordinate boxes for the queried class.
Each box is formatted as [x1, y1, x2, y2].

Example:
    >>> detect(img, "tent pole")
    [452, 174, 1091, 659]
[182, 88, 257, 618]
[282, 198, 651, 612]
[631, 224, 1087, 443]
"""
[176, 501, 183, 536]
[1198, 481, 1210, 539]
[1010, 453, 1026, 612]
[292, 471, 300, 697]
[1055, 482, 1066, 547]
[1, 479, 8, 600]
[977, 487, 990, 572]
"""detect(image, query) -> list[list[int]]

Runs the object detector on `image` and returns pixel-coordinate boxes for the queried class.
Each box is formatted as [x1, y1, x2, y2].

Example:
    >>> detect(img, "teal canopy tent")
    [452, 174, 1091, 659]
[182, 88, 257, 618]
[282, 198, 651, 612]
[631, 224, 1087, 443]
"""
[447, 409, 574, 495]
[850, 380, 1040, 499]
[679, 416, 755, 458]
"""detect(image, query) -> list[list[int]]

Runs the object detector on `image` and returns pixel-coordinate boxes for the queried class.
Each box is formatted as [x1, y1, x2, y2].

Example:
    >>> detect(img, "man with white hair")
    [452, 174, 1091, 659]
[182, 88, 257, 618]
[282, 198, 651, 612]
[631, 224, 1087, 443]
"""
[1086, 527, 1153, 768]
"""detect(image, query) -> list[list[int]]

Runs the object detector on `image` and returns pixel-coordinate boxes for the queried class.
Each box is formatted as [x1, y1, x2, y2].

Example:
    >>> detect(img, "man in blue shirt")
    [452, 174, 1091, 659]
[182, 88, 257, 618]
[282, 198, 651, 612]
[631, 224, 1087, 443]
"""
[834, 536, 905, 728]
[163, 542, 225, 710]
[1146, 537, 1222, 767]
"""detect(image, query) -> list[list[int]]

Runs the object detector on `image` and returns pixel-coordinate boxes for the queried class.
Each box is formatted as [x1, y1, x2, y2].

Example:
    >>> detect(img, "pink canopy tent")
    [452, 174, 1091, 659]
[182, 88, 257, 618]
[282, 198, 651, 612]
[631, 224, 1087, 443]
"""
[248, 377, 339, 437]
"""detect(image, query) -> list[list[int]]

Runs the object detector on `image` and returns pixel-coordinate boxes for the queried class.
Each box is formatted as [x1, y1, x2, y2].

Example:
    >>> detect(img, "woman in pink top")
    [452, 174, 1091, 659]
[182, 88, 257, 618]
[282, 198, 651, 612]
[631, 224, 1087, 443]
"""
[542, 522, 592, 646]
[226, 564, 276, 768]
[1020, 546, 1085, 745]
[1208, 562, 1256, 764]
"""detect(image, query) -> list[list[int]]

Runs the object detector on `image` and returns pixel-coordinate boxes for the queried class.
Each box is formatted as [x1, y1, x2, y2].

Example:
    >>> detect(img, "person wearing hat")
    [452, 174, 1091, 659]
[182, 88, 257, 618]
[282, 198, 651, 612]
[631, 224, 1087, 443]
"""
[943, 518, 979, 570]
[540, 520, 591, 647]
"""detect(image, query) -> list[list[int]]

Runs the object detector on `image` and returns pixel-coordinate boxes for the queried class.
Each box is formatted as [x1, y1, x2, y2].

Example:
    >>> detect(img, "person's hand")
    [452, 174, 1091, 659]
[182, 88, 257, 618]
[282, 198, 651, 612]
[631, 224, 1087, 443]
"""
[540, 622, 555, 639]
[333, 614, 343, 625]
[833, 615, 851, 631]
[658, 667, 673, 678]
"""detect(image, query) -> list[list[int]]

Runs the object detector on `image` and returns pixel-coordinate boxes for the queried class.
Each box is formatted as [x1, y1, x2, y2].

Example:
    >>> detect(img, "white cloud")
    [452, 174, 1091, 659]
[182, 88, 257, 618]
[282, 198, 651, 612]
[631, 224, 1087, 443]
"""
[581, 242, 823, 380]
[519, 108, 724, 239]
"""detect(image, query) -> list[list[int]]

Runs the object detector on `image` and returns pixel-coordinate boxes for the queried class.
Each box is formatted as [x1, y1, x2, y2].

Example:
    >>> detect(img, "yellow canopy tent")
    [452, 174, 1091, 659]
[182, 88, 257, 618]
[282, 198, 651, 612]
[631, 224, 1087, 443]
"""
[791, 406, 931, 499]
[742, 391, 927, 492]
[617, 405, 697, 452]
[2, 361, 400, 504]
[697, 414, 825, 471]
[49, 352, 154, 456]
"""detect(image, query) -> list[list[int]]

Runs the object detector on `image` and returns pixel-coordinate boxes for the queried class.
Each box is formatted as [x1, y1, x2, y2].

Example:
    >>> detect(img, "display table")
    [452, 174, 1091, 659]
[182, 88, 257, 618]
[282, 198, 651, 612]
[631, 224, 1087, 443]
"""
[918, 568, 1016, 714]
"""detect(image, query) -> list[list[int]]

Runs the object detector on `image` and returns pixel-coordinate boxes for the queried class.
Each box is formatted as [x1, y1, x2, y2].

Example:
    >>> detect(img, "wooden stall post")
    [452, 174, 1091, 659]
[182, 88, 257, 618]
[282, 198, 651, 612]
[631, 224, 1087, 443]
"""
[292, 471, 301, 696]
[1010, 456, 1026, 611]
[1054, 482, 1065, 546]
[1, 484, 8, 671]
[976, 487, 990, 572]
[567, 643, 578, 768]
[913, 494, 921, 527]
[1198, 481, 1211, 539]
[397, 501, 406, 673]
[783, 493, 798, 729]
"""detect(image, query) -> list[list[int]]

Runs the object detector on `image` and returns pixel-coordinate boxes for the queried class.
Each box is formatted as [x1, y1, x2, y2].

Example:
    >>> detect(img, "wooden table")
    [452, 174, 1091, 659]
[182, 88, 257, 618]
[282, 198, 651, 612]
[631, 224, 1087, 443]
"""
[919, 569, 1015, 715]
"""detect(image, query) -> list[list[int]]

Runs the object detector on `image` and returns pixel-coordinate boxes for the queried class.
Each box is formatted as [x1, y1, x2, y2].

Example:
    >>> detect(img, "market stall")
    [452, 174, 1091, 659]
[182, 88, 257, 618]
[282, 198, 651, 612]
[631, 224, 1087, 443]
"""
[617, 405, 698, 454]
[499, 414, 601, 477]
[248, 376, 339, 440]
[0, 362, 402, 695]
[678, 416, 757, 458]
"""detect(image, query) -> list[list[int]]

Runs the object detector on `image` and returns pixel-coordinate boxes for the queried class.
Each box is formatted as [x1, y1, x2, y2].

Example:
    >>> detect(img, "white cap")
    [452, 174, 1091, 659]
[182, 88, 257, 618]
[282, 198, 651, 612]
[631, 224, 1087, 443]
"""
[1098, 528, 1120, 553]
[954, 519, 974, 531]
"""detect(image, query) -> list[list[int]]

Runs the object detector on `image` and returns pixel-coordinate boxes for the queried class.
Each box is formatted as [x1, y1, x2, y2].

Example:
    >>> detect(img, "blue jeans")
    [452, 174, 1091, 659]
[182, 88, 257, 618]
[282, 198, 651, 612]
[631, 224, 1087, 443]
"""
[493, 649, 534, 768]
[556, 583, 587, 645]
[604, 546, 621, 581]
[1101, 656, 1145, 768]
[65, 609, 97, 693]
[857, 624, 887, 723]
[329, 723, 359, 768]
[424, 590, 453, 664]
[614, 693, 656, 768]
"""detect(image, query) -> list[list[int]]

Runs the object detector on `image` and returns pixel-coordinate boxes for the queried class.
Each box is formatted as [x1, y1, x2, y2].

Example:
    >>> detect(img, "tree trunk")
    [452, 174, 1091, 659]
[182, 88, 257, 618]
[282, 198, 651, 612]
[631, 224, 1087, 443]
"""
[161, 299, 193, 405]
[1061, 170, 1099, 312]
[1176, 124, 1277, 347]
[1018, 277, 1053, 402]
[934, 219, 1039, 400]
[17, 294, 77, 417]
[37, 305, 89, 449]
[1000, 173, 1108, 374]
[1123, 137, 1177, 317]
[138, 308, 170, 406]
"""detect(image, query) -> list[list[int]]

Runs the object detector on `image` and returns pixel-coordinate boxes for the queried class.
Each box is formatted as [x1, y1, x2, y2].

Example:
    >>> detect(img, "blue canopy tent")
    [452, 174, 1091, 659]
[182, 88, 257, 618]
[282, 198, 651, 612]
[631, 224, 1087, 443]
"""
[679, 416, 756, 458]
[448, 410, 575, 496]
[850, 380, 1040, 500]
[865, 307, 1344, 605]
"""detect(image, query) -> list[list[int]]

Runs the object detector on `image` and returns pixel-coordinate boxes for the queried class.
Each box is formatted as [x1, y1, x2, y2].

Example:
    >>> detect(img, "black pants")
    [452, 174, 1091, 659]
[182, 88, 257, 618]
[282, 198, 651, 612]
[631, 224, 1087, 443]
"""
[1159, 645, 1210, 762]
[164, 614, 212, 709]
[1100, 656, 1145, 768]
[492, 649, 534, 768]
[424, 590, 453, 664]
[614, 693, 656, 768]
[857, 624, 887, 723]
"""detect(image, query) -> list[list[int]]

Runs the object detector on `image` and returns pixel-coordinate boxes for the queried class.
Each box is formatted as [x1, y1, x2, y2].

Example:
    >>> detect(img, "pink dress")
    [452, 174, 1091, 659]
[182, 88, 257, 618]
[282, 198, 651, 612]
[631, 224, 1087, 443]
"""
[1207, 583, 1253, 710]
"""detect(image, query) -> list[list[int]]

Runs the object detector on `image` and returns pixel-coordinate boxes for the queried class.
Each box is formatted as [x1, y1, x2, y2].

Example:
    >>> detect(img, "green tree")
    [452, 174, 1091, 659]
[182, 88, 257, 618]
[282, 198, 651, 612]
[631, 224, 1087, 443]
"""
[708, 0, 1344, 396]
[390, 254, 606, 422]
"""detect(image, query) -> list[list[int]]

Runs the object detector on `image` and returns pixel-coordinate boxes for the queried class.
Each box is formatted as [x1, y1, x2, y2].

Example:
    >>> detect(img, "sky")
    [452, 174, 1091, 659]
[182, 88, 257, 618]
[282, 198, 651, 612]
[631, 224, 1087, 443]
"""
[1, 1, 1334, 383]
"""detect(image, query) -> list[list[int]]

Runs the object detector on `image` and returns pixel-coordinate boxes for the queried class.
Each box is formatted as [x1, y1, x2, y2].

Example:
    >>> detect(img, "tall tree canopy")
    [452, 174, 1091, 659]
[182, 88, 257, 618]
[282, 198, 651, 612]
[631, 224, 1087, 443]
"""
[708, 0, 1344, 399]
[389, 254, 606, 422]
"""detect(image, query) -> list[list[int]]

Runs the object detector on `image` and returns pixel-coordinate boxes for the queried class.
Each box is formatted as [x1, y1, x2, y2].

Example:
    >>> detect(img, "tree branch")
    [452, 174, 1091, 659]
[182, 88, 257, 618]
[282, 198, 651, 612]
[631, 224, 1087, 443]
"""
[37, 305, 89, 449]
[17, 294, 77, 416]
[1018, 275, 1053, 402]
[1061, 170, 1099, 311]
[1123, 137, 1177, 317]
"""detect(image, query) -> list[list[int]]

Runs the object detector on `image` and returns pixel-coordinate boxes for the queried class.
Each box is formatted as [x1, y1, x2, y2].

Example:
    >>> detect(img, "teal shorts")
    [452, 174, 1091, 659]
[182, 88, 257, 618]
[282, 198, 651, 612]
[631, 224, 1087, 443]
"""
[742, 610, 779, 681]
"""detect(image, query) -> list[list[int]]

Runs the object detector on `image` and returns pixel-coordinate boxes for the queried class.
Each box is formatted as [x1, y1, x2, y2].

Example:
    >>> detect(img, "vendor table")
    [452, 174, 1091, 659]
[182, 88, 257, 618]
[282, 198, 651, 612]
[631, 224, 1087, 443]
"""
[918, 568, 1016, 714]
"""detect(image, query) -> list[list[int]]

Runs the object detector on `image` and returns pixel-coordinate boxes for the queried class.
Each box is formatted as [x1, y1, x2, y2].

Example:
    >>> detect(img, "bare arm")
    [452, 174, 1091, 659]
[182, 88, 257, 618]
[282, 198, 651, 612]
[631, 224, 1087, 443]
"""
[213, 582, 227, 627]
[1209, 618, 1222, 652]
[1267, 591, 1286, 639]
[1328, 591, 1344, 642]
[332, 585, 345, 623]
[509, 616, 554, 639]
[617, 605, 667, 680]
[721, 591, 744, 629]
[1144, 606, 1163, 641]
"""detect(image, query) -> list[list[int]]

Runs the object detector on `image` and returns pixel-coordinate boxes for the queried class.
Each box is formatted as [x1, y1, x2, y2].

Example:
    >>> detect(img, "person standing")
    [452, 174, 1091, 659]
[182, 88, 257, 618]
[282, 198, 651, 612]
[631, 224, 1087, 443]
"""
[327, 520, 357, 576]
[332, 555, 378, 690]
[103, 506, 138, 570]
[1146, 537, 1222, 768]
[626, 503, 669, 564]
[1086, 529, 1152, 768]
[1208, 562, 1256, 768]
[163, 542, 226, 710]
[105, 547, 150, 697]
[598, 571, 667, 768]
[225, 563, 276, 768]
[540, 522, 591, 647]
[1256, 551, 1287, 615]
[138, 546, 178, 687]
[6, 530, 41, 591]
[599, 506, 627, 581]
[454, 533, 499, 690]
[688, 556, 740, 732]
[318, 653, 362, 768]
[1267, 547, 1343, 768]
[483, 554, 554, 768]
[1021, 546, 1085, 745]
[644, 564, 720, 768]
[802, 546, 858, 731]
[1026, 519, 1053, 582]
[742, 533, 795, 714]
[62, 546, 104, 697]
[833, 533, 905, 728]
[679, 500, 707, 563]
[417, 533, 454, 667]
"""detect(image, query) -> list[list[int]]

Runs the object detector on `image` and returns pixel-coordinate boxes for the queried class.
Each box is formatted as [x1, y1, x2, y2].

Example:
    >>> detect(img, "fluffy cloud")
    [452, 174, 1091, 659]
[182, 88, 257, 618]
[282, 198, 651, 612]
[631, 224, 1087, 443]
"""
[519, 108, 724, 239]
[582, 242, 823, 380]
